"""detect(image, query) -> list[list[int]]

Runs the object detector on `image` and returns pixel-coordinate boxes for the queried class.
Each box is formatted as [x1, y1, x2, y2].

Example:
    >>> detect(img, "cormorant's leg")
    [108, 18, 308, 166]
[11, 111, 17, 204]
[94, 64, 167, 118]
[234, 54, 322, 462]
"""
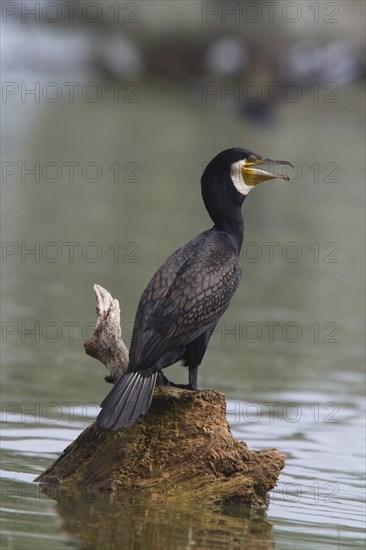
[156, 371, 193, 388]
[167, 366, 199, 391]
[189, 366, 198, 390]
[156, 367, 199, 391]
[157, 371, 171, 386]
[176, 326, 215, 390]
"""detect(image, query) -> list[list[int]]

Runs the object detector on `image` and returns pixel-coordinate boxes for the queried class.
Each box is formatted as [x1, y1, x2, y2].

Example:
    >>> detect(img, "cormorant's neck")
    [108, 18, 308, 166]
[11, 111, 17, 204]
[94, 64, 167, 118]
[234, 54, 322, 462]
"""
[202, 172, 245, 254]
[213, 208, 244, 253]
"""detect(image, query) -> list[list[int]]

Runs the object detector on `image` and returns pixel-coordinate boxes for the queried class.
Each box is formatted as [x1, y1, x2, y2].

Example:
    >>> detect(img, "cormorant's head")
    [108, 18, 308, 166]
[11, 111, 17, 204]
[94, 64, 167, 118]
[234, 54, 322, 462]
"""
[201, 148, 293, 233]
[202, 148, 293, 198]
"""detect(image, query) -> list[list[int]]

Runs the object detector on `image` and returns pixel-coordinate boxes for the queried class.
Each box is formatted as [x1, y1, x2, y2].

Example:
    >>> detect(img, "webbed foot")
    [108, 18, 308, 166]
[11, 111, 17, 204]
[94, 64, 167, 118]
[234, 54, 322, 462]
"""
[156, 372, 199, 390]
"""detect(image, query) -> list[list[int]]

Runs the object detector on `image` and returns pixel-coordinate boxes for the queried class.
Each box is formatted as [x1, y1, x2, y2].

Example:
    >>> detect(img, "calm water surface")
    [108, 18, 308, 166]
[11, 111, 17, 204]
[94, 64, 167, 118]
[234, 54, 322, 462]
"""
[1, 78, 365, 549]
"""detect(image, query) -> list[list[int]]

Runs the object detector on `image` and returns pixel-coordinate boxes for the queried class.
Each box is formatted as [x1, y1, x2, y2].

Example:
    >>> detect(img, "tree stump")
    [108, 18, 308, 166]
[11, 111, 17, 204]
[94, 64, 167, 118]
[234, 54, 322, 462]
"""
[35, 285, 285, 507]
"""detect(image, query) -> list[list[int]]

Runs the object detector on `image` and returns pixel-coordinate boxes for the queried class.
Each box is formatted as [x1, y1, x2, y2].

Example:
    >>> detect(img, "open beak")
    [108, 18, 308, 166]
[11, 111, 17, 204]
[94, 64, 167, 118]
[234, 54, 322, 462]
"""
[242, 155, 294, 186]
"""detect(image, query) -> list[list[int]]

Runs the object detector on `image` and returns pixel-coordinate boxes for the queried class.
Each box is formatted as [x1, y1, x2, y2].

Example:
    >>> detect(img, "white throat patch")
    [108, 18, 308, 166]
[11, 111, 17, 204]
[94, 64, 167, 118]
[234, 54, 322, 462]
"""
[230, 160, 254, 196]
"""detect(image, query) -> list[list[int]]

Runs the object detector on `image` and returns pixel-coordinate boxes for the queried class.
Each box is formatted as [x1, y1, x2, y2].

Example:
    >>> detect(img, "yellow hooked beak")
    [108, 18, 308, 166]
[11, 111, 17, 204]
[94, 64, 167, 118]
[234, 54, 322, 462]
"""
[242, 154, 294, 186]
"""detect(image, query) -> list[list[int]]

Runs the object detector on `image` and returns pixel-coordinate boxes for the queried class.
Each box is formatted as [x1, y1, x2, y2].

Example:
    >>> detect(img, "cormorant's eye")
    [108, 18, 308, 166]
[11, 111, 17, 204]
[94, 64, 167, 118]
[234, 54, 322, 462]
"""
[246, 154, 257, 165]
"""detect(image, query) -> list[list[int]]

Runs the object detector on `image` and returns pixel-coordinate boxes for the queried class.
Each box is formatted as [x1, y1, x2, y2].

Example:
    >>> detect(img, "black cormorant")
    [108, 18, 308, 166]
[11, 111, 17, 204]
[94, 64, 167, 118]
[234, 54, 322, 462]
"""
[97, 148, 292, 430]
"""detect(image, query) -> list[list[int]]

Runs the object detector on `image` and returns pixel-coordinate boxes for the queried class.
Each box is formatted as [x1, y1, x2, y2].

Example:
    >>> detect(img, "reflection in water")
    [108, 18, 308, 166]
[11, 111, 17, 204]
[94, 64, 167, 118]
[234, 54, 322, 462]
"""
[41, 487, 274, 550]
[1, 67, 364, 549]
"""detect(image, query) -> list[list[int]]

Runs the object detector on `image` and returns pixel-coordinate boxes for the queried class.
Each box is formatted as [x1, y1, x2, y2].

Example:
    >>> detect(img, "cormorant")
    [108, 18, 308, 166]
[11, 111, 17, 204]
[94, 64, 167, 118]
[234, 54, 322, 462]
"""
[97, 148, 292, 430]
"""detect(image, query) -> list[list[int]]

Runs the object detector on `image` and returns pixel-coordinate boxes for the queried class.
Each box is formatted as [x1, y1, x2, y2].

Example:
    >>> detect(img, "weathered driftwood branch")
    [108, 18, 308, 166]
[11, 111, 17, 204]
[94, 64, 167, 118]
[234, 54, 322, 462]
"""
[83, 284, 129, 383]
[36, 285, 285, 507]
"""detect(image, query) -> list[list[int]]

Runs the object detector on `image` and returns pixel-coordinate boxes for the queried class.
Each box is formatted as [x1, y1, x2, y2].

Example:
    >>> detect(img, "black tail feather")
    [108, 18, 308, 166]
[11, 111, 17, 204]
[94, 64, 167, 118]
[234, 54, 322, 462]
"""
[97, 370, 157, 430]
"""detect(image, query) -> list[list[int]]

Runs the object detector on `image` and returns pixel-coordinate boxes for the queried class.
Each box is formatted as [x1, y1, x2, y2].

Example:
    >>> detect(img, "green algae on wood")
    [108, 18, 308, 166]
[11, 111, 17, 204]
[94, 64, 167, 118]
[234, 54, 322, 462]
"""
[36, 387, 285, 507]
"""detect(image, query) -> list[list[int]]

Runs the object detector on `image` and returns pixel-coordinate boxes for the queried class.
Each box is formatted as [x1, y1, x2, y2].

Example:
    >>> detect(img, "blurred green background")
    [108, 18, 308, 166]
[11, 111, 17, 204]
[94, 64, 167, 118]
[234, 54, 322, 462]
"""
[1, 1, 365, 549]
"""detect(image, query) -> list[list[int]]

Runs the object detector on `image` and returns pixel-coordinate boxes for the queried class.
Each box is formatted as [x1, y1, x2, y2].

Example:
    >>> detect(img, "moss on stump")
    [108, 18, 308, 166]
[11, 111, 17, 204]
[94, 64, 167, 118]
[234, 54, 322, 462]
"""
[36, 387, 285, 507]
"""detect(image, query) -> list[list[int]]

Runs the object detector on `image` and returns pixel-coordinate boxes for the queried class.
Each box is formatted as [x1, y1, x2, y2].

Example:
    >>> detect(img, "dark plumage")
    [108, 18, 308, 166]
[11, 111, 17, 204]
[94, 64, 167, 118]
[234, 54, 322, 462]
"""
[97, 148, 292, 430]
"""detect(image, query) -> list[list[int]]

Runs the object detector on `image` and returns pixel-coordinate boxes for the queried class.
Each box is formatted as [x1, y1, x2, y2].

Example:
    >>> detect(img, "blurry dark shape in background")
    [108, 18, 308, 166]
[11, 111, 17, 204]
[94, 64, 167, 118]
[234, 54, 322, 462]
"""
[3, 0, 364, 127]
